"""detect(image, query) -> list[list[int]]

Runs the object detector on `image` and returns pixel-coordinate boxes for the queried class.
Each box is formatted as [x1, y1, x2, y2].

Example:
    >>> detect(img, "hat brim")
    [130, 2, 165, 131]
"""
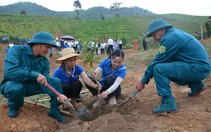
[56, 54, 82, 63]
[28, 39, 58, 47]
[146, 24, 172, 37]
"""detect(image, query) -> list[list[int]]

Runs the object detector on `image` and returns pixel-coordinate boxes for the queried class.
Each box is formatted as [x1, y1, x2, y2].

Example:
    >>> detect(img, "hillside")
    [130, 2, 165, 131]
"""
[0, 2, 209, 48]
[0, 2, 153, 20]
[0, 14, 207, 47]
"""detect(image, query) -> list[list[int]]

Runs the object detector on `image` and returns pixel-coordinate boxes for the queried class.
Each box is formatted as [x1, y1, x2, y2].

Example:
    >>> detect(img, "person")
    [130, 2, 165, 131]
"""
[49, 47, 54, 58]
[56, 40, 61, 51]
[107, 37, 114, 54]
[97, 42, 101, 55]
[100, 42, 106, 54]
[194, 32, 201, 40]
[142, 32, 148, 50]
[52, 47, 101, 106]
[118, 39, 122, 49]
[205, 16, 211, 39]
[0, 31, 68, 123]
[113, 39, 119, 51]
[6, 46, 10, 53]
[86, 49, 127, 108]
[6, 43, 14, 53]
[136, 19, 211, 115]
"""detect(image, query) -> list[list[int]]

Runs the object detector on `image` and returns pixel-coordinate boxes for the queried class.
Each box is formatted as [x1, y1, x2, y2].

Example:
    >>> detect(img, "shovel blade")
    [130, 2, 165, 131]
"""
[70, 103, 92, 121]
[113, 89, 139, 111]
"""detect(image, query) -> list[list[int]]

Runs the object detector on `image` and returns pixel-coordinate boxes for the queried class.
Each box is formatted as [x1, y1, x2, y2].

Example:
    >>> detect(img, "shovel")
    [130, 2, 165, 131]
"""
[113, 89, 139, 111]
[46, 83, 92, 121]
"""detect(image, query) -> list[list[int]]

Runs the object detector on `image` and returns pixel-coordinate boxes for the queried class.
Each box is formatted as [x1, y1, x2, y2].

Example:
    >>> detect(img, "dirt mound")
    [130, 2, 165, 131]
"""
[58, 112, 129, 132]
[0, 103, 61, 131]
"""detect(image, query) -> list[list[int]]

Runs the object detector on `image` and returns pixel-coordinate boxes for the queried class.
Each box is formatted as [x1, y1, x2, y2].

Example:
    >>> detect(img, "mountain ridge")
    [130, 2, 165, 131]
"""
[0, 2, 154, 20]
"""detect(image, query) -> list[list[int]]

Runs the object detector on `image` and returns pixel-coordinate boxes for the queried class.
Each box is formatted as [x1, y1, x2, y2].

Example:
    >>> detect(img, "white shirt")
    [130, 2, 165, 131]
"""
[107, 39, 114, 46]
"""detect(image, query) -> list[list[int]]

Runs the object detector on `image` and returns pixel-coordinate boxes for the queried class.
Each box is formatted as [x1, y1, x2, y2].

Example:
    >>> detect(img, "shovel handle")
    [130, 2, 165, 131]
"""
[130, 89, 139, 97]
[45, 83, 75, 109]
[46, 83, 61, 97]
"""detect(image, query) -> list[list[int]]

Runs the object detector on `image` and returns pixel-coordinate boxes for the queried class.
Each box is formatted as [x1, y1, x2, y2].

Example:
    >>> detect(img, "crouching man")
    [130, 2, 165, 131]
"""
[136, 19, 211, 115]
[0, 31, 67, 123]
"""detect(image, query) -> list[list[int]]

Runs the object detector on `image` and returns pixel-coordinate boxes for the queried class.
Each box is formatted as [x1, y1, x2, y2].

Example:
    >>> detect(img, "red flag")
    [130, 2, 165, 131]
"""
[96, 35, 98, 42]
[134, 40, 138, 51]
[104, 35, 108, 43]
[57, 32, 61, 41]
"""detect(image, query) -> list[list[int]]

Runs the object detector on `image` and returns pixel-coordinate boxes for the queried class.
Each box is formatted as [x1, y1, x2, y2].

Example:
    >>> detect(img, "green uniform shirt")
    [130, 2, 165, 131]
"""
[142, 28, 211, 84]
[1, 45, 54, 96]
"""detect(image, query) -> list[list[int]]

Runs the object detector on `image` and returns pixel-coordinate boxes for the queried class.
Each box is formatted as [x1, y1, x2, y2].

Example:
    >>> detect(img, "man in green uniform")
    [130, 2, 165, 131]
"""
[0, 31, 67, 123]
[136, 19, 211, 115]
[205, 16, 211, 38]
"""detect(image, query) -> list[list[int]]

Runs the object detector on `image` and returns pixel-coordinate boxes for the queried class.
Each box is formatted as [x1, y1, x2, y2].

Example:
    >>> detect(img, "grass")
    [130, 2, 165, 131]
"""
[0, 14, 208, 48]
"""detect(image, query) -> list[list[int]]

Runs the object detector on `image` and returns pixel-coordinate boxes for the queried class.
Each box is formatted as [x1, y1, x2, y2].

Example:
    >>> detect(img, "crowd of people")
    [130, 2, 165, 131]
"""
[86, 38, 123, 55]
[0, 18, 210, 124]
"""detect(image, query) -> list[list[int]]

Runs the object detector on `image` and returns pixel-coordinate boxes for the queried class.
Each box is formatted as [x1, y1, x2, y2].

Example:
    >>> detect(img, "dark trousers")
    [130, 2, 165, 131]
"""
[143, 41, 147, 50]
[101, 49, 105, 54]
[1, 77, 61, 110]
[119, 45, 122, 49]
[86, 76, 121, 97]
[62, 80, 82, 98]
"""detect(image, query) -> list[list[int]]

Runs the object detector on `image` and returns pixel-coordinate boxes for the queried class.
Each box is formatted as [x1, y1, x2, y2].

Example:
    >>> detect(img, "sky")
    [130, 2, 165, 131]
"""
[1, 0, 211, 16]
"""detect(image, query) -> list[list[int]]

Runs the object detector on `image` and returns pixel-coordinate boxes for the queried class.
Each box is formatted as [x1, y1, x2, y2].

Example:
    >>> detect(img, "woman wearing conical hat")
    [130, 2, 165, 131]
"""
[53, 47, 101, 106]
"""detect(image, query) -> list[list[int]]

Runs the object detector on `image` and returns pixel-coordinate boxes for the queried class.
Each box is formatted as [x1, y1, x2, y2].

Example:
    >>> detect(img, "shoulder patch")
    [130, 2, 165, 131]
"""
[159, 46, 166, 54]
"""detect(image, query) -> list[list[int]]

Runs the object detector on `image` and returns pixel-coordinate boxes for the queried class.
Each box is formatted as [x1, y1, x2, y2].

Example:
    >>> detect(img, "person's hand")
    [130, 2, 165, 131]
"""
[136, 81, 145, 92]
[37, 74, 47, 86]
[91, 70, 96, 78]
[98, 91, 109, 99]
[95, 84, 102, 92]
[57, 94, 67, 104]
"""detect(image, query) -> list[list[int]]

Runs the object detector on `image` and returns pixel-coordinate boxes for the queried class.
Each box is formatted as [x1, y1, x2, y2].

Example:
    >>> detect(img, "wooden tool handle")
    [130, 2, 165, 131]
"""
[46, 83, 61, 97]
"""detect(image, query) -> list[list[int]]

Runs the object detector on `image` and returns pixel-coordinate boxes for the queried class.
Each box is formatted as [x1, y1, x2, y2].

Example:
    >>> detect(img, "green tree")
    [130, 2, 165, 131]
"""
[101, 14, 105, 20]
[81, 40, 100, 67]
[110, 2, 123, 17]
[73, 0, 82, 19]
[20, 10, 27, 14]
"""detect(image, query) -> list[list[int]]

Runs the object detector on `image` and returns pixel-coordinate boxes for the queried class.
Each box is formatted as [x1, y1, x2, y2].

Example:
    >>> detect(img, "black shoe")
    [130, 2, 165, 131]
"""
[188, 86, 207, 97]
[8, 109, 19, 117]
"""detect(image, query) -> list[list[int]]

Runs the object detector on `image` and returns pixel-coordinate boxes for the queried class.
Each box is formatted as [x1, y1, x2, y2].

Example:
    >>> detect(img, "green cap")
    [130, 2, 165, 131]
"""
[146, 19, 172, 37]
[28, 31, 57, 47]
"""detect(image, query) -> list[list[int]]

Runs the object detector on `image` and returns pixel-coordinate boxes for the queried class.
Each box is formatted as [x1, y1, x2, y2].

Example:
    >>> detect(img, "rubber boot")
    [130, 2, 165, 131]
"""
[153, 96, 178, 115]
[188, 85, 207, 97]
[48, 108, 65, 123]
[8, 109, 20, 117]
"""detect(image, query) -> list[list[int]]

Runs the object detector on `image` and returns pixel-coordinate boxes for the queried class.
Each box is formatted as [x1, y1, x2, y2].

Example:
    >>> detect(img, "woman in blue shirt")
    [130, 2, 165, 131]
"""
[86, 49, 127, 108]
[53, 48, 100, 106]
